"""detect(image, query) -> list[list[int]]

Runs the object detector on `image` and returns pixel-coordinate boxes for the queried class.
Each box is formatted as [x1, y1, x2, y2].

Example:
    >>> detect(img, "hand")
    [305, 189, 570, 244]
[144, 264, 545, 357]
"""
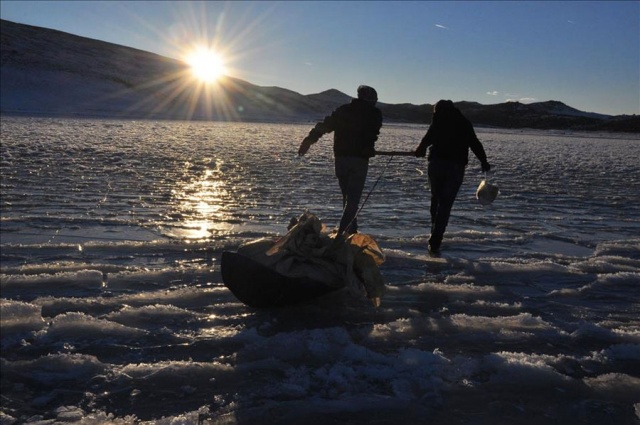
[298, 136, 314, 156]
[481, 161, 491, 172]
[362, 147, 376, 158]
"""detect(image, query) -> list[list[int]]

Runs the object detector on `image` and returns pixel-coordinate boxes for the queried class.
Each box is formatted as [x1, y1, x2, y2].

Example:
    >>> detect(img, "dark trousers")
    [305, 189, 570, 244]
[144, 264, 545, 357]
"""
[335, 156, 369, 235]
[427, 158, 465, 249]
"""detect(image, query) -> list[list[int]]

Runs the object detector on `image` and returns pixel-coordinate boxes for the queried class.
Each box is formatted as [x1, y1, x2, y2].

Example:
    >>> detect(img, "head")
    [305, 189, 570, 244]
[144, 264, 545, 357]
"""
[434, 99, 455, 114]
[357, 85, 378, 104]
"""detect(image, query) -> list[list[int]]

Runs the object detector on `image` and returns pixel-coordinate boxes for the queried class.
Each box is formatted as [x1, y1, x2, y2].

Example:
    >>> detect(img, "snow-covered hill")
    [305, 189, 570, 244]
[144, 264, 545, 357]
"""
[2, 19, 638, 132]
[0, 19, 333, 121]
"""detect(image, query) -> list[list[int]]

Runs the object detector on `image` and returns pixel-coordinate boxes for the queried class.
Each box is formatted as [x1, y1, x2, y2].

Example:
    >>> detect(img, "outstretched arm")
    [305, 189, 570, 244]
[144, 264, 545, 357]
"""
[297, 112, 338, 156]
[298, 134, 316, 156]
[414, 126, 433, 157]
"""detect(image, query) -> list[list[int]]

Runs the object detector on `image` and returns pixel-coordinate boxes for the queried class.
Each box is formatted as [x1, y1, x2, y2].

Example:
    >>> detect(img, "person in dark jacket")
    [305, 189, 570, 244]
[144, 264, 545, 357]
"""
[298, 85, 382, 235]
[414, 99, 491, 255]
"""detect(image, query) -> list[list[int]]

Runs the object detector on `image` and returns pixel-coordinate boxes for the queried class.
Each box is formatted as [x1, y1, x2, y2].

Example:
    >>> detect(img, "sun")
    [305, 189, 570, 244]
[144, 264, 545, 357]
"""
[186, 47, 226, 83]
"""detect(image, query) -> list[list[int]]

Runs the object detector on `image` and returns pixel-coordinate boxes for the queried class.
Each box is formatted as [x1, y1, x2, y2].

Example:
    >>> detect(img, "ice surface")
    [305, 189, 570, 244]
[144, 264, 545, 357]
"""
[1, 118, 639, 424]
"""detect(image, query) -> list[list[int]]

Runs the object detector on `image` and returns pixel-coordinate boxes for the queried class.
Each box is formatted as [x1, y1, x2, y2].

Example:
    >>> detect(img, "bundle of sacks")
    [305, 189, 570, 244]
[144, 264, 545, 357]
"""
[236, 211, 386, 307]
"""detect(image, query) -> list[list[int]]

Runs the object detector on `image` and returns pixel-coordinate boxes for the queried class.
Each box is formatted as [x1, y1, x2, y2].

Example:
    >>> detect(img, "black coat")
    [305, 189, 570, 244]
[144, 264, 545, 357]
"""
[309, 99, 382, 158]
[416, 108, 487, 166]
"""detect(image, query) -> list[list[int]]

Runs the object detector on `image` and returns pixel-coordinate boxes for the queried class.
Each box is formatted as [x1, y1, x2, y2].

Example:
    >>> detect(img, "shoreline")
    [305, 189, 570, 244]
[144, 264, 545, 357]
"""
[2, 110, 639, 135]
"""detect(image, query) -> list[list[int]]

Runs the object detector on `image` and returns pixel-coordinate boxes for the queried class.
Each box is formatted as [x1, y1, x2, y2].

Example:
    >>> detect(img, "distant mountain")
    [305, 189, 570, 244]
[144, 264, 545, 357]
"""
[449, 100, 640, 132]
[0, 19, 325, 122]
[1, 19, 638, 132]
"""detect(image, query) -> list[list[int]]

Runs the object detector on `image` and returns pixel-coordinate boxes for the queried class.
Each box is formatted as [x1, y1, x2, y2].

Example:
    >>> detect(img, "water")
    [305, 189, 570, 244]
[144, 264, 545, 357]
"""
[1, 116, 639, 424]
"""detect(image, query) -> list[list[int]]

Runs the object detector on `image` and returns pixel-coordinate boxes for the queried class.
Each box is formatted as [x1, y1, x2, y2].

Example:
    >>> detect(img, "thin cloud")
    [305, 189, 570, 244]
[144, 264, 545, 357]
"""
[435, 24, 448, 29]
[487, 91, 499, 96]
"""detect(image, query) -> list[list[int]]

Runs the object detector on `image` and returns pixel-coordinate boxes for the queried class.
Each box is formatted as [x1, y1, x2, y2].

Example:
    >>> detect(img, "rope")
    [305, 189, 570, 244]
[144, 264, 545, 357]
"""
[340, 155, 395, 236]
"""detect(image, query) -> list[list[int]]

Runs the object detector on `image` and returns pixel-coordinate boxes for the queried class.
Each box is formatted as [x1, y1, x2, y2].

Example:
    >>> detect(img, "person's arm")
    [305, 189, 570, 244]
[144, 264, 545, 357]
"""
[467, 123, 491, 171]
[414, 125, 434, 157]
[363, 109, 383, 157]
[298, 134, 316, 155]
[298, 110, 340, 156]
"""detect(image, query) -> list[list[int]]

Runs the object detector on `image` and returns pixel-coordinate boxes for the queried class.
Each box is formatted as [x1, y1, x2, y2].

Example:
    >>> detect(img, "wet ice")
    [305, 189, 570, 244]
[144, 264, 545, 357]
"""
[1, 117, 639, 424]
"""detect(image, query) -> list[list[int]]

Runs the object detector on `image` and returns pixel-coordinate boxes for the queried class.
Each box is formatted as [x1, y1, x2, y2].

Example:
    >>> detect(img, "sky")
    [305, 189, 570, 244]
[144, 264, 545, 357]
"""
[1, 1, 638, 116]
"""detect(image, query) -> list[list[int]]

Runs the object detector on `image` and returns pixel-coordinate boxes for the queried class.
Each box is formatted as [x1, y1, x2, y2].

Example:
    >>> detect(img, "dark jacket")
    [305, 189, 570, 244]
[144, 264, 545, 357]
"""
[308, 99, 382, 158]
[416, 107, 487, 166]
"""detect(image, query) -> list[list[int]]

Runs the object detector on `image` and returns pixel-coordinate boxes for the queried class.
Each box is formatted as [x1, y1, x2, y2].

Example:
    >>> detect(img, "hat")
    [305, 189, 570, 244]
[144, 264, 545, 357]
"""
[434, 99, 455, 113]
[357, 85, 378, 103]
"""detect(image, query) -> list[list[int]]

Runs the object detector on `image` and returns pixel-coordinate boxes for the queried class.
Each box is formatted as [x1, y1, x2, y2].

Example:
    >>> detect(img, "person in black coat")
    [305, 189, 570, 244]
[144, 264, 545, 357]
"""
[414, 99, 491, 255]
[298, 85, 383, 235]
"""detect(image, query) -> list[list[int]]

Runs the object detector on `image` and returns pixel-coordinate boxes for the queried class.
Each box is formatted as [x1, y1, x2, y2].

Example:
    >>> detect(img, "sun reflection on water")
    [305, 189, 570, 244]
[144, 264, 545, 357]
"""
[166, 161, 235, 241]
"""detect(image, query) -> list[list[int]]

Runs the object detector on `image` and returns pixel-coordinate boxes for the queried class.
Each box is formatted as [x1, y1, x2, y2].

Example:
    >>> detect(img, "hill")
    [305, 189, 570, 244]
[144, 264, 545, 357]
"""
[1, 19, 638, 132]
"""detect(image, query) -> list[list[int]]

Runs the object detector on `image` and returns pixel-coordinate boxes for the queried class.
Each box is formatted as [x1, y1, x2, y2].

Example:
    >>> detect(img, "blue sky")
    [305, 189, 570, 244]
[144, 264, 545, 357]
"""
[2, 1, 638, 115]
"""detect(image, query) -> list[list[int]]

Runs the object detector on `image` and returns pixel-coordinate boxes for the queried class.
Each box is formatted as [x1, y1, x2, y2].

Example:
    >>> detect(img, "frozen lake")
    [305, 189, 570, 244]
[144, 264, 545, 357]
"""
[1, 116, 639, 424]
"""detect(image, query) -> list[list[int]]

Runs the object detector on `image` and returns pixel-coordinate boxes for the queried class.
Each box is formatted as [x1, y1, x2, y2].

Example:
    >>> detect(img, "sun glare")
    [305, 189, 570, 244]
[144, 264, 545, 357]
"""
[186, 48, 226, 83]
